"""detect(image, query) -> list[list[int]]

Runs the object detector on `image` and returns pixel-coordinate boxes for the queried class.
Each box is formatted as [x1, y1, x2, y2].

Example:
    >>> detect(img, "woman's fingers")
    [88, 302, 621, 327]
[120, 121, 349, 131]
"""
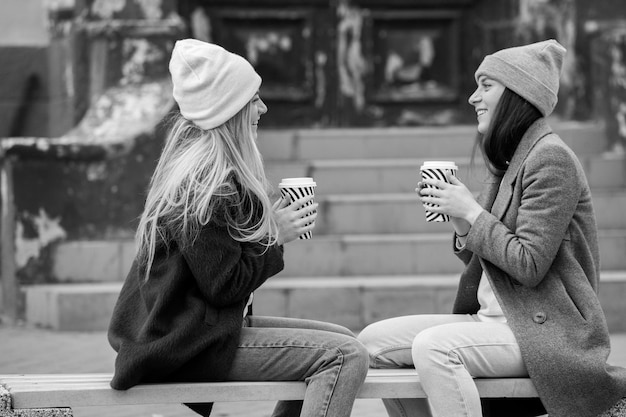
[445, 170, 465, 186]
[296, 208, 318, 224]
[419, 185, 443, 199]
[274, 193, 319, 244]
[421, 178, 447, 190]
[420, 195, 441, 206]
[273, 195, 291, 210]
[295, 201, 318, 216]
[289, 194, 315, 208]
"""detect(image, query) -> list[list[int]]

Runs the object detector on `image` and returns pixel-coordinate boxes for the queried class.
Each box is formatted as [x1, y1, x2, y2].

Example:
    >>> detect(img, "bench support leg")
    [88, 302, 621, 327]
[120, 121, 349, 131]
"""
[0, 385, 72, 417]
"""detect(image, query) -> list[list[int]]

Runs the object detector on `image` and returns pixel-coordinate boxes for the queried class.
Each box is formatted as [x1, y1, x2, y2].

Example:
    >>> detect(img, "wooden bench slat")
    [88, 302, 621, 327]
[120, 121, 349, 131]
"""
[1, 370, 538, 410]
[6, 381, 307, 408]
[4, 378, 110, 385]
[0, 374, 111, 381]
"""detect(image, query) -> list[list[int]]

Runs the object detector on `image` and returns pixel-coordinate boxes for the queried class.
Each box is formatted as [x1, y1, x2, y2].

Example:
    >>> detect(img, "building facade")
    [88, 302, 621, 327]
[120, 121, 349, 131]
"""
[1, 0, 626, 315]
[2, 0, 626, 134]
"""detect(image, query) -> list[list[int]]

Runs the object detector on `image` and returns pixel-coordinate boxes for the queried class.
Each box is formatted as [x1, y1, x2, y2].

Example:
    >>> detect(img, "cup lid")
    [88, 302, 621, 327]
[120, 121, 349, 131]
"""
[420, 161, 458, 170]
[279, 177, 317, 187]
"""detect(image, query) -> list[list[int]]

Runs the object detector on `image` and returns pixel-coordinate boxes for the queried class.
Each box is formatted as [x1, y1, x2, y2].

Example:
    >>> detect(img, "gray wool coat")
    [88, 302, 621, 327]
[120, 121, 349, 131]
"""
[454, 118, 626, 417]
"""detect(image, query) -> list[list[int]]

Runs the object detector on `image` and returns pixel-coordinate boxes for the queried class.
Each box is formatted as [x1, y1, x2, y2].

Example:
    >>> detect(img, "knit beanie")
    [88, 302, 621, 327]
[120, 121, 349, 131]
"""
[474, 39, 566, 116]
[169, 39, 262, 130]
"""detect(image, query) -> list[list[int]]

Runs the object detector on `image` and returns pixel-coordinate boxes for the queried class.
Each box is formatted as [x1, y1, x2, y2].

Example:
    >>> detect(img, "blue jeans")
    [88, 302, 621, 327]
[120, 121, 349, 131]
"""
[357, 314, 528, 417]
[227, 315, 369, 417]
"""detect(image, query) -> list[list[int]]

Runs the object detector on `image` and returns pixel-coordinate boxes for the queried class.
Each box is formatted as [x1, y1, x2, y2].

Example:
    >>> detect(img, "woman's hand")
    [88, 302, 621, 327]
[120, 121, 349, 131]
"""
[273, 194, 318, 245]
[417, 171, 483, 226]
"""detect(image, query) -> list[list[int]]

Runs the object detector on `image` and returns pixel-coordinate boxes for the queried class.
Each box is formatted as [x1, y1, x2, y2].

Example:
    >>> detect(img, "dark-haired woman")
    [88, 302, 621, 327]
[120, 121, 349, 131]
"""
[357, 39, 626, 417]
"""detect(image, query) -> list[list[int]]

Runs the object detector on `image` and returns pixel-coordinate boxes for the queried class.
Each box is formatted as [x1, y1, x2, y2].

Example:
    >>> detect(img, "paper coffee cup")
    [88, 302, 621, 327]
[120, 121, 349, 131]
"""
[419, 161, 458, 222]
[278, 177, 317, 239]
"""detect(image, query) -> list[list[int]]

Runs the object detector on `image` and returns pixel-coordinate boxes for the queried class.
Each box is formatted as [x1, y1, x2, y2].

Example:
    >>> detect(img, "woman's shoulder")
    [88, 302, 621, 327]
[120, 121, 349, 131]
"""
[524, 132, 587, 184]
[529, 132, 580, 165]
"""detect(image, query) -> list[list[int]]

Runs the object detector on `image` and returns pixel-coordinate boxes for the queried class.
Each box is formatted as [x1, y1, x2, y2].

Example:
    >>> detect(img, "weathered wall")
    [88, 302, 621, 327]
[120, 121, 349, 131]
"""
[13, 131, 163, 285]
[580, 0, 626, 155]
[3, 0, 183, 288]
[4, 0, 626, 290]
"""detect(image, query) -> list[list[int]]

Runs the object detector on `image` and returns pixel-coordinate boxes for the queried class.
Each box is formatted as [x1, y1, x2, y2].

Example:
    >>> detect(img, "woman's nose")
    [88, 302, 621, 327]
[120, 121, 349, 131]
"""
[468, 90, 480, 105]
[259, 99, 268, 115]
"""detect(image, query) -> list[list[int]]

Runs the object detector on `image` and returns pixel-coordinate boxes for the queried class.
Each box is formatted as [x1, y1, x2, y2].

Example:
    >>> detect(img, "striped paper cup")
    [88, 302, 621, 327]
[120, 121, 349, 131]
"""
[419, 161, 458, 222]
[278, 177, 317, 239]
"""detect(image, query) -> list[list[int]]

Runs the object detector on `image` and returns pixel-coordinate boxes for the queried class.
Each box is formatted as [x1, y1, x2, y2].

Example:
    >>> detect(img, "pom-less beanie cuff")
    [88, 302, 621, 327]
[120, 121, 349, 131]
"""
[474, 39, 566, 116]
[169, 39, 262, 130]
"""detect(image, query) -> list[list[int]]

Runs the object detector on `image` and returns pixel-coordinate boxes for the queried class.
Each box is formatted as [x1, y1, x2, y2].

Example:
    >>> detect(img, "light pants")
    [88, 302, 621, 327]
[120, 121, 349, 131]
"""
[227, 316, 369, 417]
[357, 314, 528, 417]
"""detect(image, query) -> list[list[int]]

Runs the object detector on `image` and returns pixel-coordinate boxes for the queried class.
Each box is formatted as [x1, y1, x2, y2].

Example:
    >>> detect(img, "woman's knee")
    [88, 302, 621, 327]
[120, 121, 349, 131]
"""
[356, 321, 392, 364]
[411, 327, 452, 374]
[357, 318, 403, 352]
[335, 337, 370, 381]
[356, 322, 380, 351]
[323, 321, 357, 337]
[354, 340, 371, 375]
[357, 319, 415, 369]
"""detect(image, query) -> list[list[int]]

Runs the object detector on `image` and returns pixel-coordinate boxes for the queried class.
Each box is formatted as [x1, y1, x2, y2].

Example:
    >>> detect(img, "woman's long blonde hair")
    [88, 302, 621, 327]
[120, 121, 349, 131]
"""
[135, 102, 278, 280]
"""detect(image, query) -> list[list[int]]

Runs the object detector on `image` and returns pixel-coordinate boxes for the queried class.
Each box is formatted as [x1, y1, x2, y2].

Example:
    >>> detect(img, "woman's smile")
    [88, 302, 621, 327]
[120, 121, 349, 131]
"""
[468, 76, 505, 133]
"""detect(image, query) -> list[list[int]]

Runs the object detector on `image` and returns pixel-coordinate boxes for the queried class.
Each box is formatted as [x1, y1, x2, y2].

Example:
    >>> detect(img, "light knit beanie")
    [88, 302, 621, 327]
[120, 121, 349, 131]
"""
[169, 39, 262, 130]
[474, 39, 566, 116]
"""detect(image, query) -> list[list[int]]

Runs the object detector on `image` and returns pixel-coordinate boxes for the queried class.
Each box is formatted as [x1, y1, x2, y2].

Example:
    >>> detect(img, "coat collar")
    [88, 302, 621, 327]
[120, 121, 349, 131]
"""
[482, 118, 553, 220]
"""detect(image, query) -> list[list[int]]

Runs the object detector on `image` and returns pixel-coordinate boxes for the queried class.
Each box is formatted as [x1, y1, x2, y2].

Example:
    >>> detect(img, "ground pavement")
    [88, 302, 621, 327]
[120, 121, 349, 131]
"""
[1, 323, 625, 417]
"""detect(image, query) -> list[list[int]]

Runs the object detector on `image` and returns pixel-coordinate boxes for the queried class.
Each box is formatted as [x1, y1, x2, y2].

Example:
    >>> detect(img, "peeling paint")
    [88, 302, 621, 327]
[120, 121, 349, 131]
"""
[87, 79, 172, 143]
[86, 162, 108, 181]
[15, 209, 67, 269]
[1, 79, 173, 156]
[315, 51, 327, 108]
[91, 0, 126, 20]
[610, 37, 626, 89]
[616, 103, 626, 139]
[517, 0, 578, 117]
[135, 0, 163, 20]
[64, 56, 74, 98]
[246, 32, 292, 66]
[337, 1, 367, 111]
[120, 39, 166, 85]
[191, 7, 212, 42]
[609, 33, 626, 149]
[45, 0, 76, 10]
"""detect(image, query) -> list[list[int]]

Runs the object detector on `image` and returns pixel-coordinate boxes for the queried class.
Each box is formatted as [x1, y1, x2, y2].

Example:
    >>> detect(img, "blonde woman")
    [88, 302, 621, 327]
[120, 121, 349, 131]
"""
[108, 39, 369, 417]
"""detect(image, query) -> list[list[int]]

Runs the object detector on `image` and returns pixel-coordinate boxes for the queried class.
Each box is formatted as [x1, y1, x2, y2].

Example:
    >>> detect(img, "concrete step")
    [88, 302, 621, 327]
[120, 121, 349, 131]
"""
[258, 121, 607, 161]
[51, 240, 136, 283]
[280, 230, 626, 276]
[314, 190, 626, 234]
[291, 154, 626, 195]
[51, 228, 626, 282]
[255, 272, 626, 333]
[23, 271, 626, 332]
[24, 282, 122, 332]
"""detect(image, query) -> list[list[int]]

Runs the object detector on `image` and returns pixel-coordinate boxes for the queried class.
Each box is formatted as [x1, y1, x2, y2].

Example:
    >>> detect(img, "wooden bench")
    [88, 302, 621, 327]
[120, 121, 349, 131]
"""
[0, 370, 539, 416]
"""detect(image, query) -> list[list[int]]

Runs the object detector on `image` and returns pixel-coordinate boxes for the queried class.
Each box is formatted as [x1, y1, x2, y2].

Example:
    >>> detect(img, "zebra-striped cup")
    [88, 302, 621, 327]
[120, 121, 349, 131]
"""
[278, 177, 317, 239]
[420, 161, 458, 222]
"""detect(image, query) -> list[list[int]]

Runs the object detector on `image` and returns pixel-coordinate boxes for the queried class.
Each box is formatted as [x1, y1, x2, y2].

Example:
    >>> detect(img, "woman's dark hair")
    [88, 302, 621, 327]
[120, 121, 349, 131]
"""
[472, 87, 542, 175]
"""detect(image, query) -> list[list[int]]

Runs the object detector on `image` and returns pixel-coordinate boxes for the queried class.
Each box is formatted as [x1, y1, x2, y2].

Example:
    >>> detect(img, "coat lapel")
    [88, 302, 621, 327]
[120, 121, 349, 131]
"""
[489, 118, 553, 220]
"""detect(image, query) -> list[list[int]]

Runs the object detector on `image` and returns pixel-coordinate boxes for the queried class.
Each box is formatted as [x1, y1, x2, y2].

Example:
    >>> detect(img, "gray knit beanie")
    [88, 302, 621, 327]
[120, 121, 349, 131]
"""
[474, 39, 566, 116]
[169, 39, 262, 130]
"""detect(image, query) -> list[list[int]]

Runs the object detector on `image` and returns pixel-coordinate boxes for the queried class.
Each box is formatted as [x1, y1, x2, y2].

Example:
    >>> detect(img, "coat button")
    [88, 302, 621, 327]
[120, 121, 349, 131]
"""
[533, 312, 547, 324]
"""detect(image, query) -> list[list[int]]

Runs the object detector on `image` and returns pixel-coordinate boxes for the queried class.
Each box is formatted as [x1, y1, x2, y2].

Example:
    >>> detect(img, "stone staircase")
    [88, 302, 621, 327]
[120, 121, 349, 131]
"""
[25, 121, 626, 332]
